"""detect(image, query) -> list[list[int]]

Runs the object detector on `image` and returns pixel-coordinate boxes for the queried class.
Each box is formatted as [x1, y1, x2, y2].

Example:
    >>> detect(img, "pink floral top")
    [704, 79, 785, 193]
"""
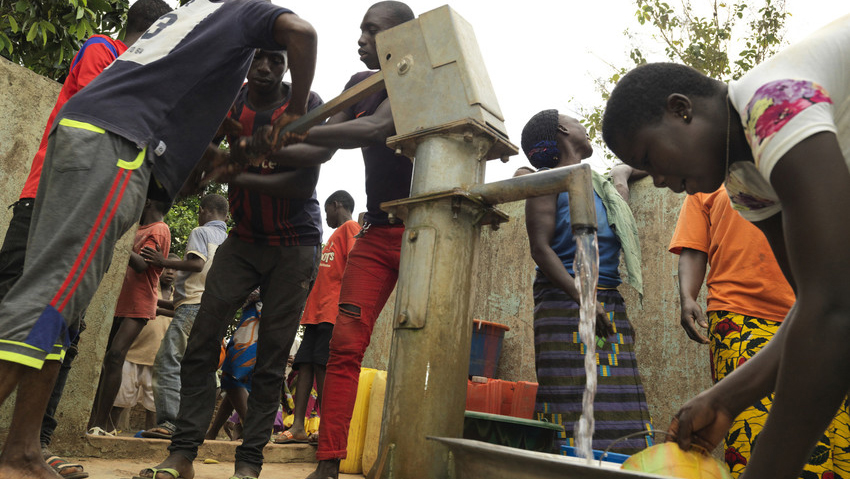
[726, 79, 834, 221]
[724, 14, 850, 222]
[744, 80, 832, 151]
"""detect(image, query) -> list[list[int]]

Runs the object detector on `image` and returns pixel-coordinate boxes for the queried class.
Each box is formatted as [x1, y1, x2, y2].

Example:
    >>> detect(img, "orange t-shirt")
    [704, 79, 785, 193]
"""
[668, 186, 794, 323]
[300, 220, 360, 325]
[114, 221, 171, 320]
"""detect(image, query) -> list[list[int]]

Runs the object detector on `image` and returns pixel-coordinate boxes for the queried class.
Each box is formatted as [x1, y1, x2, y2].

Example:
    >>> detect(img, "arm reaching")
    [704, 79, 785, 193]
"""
[141, 248, 204, 273]
[677, 248, 709, 344]
[264, 97, 395, 168]
[297, 97, 395, 150]
[272, 13, 317, 117]
[609, 164, 649, 202]
[179, 144, 233, 196]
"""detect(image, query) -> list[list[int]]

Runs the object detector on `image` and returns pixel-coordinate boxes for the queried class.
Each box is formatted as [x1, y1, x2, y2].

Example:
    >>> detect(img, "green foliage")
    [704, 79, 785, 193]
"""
[632, 0, 788, 80]
[0, 0, 128, 81]
[165, 183, 230, 258]
[580, 0, 789, 164]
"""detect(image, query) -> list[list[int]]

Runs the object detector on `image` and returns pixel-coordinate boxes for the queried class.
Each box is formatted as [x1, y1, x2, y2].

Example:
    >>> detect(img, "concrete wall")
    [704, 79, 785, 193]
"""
[0, 57, 135, 452]
[362, 179, 714, 440]
[621, 180, 713, 432]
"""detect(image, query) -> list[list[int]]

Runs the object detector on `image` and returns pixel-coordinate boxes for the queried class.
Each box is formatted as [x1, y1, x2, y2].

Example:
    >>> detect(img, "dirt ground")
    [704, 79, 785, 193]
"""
[74, 457, 365, 479]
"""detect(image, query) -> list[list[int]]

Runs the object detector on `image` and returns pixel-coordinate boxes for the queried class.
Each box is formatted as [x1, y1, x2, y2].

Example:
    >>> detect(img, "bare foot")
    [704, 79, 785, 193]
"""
[305, 459, 340, 479]
[233, 461, 261, 478]
[0, 453, 63, 479]
[136, 453, 195, 479]
[288, 426, 309, 441]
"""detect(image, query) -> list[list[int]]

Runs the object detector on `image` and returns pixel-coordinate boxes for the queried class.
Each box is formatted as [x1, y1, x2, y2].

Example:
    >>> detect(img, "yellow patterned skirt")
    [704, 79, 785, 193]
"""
[709, 311, 850, 478]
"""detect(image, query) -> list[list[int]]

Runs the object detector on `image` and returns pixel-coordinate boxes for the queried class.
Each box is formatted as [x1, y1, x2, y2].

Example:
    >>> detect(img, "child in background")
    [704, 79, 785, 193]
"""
[274, 190, 359, 445]
[112, 256, 179, 432]
[205, 289, 261, 441]
[89, 199, 171, 436]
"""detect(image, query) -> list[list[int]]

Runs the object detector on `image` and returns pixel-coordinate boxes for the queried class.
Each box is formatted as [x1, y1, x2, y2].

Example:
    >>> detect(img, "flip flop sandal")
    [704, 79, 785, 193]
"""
[86, 426, 116, 436]
[140, 424, 175, 439]
[272, 429, 308, 444]
[307, 432, 319, 445]
[132, 467, 182, 479]
[45, 455, 89, 479]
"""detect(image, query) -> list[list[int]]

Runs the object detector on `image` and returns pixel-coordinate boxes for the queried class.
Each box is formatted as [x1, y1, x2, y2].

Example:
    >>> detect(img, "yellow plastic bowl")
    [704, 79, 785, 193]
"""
[621, 442, 732, 479]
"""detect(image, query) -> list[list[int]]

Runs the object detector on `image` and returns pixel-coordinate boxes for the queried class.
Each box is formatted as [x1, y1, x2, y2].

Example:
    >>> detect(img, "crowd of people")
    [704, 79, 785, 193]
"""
[0, 1, 848, 479]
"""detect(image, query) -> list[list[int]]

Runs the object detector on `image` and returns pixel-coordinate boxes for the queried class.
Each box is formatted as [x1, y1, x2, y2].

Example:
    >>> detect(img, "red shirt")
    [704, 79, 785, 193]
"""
[300, 220, 360, 325]
[114, 222, 171, 321]
[20, 35, 127, 199]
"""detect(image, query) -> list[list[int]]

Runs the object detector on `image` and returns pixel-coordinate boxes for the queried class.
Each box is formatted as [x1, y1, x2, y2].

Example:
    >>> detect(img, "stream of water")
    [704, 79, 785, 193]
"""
[574, 227, 600, 463]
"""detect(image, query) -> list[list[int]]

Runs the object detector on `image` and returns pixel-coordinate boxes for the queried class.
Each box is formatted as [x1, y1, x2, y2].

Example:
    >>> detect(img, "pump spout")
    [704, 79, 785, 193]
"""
[467, 162, 597, 232]
[566, 163, 597, 232]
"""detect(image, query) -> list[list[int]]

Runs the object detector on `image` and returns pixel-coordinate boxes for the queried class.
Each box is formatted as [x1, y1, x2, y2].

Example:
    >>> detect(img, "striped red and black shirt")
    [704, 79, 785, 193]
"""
[226, 84, 324, 246]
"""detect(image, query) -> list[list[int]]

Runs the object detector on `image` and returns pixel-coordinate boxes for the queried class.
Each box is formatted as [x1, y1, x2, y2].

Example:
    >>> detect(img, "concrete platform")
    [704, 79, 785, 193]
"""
[76, 435, 318, 464]
[77, 456, 365, 479]
[55, 436, 367, 478]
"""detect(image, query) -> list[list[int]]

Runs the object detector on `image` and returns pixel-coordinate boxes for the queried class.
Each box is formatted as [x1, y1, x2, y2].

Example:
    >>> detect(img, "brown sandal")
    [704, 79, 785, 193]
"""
[44, 453, 89, 479]
[272, 430, 309, 444]
[140, 423, 175, 439]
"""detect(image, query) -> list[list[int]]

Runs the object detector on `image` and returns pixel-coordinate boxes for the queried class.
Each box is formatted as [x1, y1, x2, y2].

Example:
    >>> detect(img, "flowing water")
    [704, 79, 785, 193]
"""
[574, 227, 600, 463]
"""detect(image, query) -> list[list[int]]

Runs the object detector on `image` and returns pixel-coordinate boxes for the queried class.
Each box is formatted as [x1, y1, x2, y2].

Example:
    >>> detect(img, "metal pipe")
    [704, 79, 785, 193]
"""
[467, 162, 597, 231]
[565, 163, 597, 231]
[467, 163, 585, 204]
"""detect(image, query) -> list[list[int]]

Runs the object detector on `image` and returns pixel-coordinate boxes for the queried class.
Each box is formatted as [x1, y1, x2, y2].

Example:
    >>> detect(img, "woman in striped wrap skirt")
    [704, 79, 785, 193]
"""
[522, 109, 653, 454]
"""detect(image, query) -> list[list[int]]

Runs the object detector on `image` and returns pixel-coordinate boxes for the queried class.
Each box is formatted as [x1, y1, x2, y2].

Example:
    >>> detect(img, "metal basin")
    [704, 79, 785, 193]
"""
[430, 437, 667, 479]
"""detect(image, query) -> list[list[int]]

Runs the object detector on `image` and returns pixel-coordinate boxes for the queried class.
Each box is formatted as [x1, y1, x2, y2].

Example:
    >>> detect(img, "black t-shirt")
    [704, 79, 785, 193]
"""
[343, 71, 413, 225]
[59, 0, 291, 200]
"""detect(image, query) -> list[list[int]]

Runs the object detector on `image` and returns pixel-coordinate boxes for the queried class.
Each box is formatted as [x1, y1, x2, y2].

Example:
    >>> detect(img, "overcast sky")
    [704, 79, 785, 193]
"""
[155, 0, 850, 242]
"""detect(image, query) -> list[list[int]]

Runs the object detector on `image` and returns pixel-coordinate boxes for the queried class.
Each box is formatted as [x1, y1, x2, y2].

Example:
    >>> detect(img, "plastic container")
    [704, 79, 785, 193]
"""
[466, 378, 500, 415]
[339, 368, 378, 474]
[361, 370, 387, 475]
[469, 319, 510, 378]
[495, 379, 515, 415]
[465, 378, 538, 419]
[561, 445, 631, 464]
[509, 381, 538, 419]
[462, 410, 563, 453]
[620, 442, 732, 478]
